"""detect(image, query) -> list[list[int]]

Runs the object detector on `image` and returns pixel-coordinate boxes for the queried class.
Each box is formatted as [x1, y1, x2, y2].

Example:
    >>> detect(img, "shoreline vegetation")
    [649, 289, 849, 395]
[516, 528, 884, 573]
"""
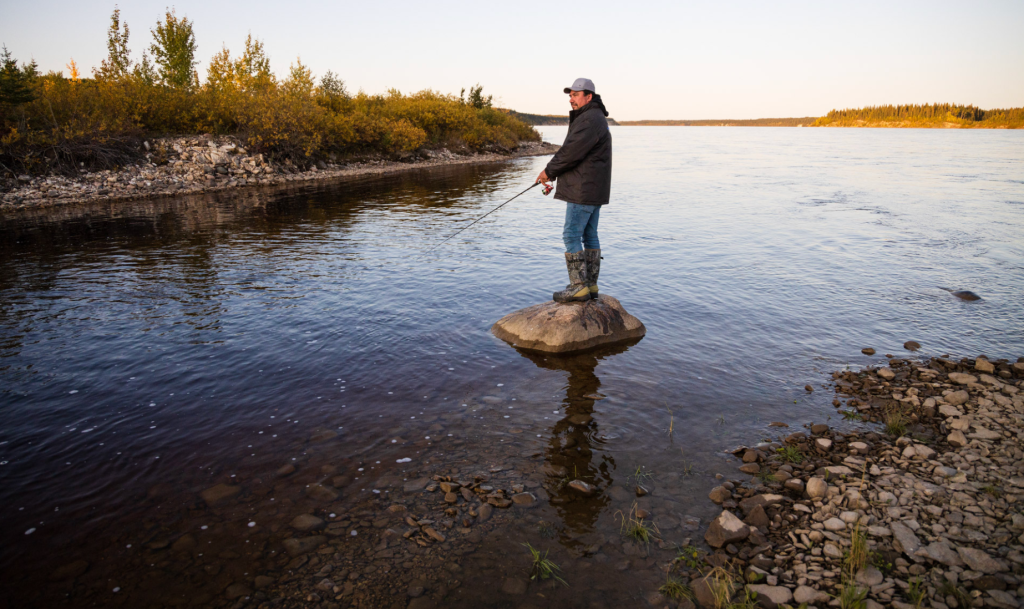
[0, 8, 540, 192]
[517, 105, 1023, 129]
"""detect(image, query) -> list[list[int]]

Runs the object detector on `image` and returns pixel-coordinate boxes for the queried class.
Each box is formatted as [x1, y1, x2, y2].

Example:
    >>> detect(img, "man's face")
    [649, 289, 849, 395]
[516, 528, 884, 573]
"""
[569, 90, 593, 110]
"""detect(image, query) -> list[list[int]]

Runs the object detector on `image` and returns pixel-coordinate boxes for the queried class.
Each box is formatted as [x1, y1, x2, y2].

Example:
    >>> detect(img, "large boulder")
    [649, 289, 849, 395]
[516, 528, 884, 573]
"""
[705, 510, 750, 548]
[491, 295, 645, 353]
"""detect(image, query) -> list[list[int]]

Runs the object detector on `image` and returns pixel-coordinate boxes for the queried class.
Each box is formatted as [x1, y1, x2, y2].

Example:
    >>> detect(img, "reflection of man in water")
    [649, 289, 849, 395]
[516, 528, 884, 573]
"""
[535, 78, 613, 304]
[516, 345, 633, 539]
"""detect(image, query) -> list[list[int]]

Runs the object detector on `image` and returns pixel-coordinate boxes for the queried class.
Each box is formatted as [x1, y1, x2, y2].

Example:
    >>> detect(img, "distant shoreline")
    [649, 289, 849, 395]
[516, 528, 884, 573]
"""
[515, 103, 1022, 129]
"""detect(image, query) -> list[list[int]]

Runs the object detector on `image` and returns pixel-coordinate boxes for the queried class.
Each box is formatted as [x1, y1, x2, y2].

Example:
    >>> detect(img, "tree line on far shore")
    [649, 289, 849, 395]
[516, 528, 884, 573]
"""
[0, 7, 538, 178]
[814, 104, 1023, 128]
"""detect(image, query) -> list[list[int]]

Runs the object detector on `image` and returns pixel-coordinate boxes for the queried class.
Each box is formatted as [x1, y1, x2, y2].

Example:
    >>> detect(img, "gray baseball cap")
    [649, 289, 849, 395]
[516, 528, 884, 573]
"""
[564, 78, 596, 94]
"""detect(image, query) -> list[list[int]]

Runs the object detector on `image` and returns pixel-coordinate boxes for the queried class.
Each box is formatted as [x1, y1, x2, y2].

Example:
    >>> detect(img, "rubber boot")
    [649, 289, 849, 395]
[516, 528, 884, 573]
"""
[583, 248, 601, 300]
[552, 252, 591, 303]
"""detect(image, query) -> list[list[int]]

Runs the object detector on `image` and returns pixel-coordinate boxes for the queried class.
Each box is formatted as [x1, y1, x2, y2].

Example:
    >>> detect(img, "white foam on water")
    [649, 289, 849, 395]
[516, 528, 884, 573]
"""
[24, 528, 35, 535]
[81, 428, 94, 433]
[69, 390, 78, 394]
[247, 522, 256, 527]
[112, 587, 120, 593]
[201, 525, 208, 530]
[396, 458, 411, 463]
[350, 530, 357, 536]
[497, 384, 504, 387]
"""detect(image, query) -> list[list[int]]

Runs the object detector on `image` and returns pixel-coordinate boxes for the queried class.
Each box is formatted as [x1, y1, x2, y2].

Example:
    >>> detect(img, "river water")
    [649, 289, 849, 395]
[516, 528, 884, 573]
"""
[1, 127, 1022, 607]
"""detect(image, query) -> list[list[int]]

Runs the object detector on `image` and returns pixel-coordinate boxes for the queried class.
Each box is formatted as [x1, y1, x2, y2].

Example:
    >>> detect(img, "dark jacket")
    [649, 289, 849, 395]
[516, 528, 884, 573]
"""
[544, 94, 612, 206]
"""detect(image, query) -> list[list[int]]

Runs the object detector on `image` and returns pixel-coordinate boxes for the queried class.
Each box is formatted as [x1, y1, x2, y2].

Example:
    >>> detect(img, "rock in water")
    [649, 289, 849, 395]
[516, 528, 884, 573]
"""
[951, 290, 981, 301]
[491, 295, 645, 353]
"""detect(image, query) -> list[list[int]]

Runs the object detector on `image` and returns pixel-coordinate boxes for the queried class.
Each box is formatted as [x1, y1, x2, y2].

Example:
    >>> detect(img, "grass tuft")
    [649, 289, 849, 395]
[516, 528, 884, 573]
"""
[844, 524, 868, 577]
[659, 576, 694, 601]
[906, 577, 926, 609]
[703, 567, 737, 609]
[939, 582, 971, 609]
[776, 446, 804, 463]
[837, 583, 868, 609]
[522, 543, 567, 586]
[675, 545, 705, 569]
[616, 502, 659, 546]
[883, 405, 908, 437]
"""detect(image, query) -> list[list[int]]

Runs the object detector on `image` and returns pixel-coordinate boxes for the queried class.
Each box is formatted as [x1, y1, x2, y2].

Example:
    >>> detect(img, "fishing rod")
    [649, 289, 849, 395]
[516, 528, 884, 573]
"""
[425, 181, 553, 253]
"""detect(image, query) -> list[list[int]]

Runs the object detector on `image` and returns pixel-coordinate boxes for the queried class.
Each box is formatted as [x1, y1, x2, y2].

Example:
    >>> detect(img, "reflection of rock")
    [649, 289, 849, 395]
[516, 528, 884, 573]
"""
[491, 295, 645, 353]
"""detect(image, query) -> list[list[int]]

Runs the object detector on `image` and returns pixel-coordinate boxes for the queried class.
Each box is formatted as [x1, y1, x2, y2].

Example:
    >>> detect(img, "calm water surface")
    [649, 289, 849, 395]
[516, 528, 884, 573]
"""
[1, 127, 1022, 606]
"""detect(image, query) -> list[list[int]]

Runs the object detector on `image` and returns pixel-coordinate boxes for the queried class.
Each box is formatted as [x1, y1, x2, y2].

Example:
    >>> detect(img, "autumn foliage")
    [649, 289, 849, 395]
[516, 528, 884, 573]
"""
[0, 9, 538, 177]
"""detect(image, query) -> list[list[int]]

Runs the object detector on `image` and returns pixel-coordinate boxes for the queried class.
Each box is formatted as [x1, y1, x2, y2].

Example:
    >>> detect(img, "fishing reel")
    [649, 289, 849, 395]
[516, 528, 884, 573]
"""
[540, 182, 553, 196]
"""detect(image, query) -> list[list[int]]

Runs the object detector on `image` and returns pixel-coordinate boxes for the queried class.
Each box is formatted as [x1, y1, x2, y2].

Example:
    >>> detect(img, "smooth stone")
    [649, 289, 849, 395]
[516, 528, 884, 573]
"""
[477, 503, 494, 523]
[947, 430, 968, 448]
[956, 547, 1008, 574]
[568, 480, 596, 495]
[815, 438, 832, 451]
[511, 492, 536, 507]
[403, 477, 430, 493]
[810, 424, 829, 435]
[862, 348, 876, 355]
[877, 367, 896, 380]
[794, 585, 829, 605]
[946, 390, 969, 406]
[709, 486, 732, 504]
[823, 518, 846, 531]
[904, 341, 921, 351]
[744, 504, 770, 528]
[855, 566, 884, 586]
[705, 510, 750, 548]
[739, 463, 760, 475]
[491, 295, 646, 353]
[948, 373, 978, 385]
[974, 358, 995, 373]
[784, 478, 805, 493]
[291, 514, 325, 531]
[891, 522, 922, 557]
[738, 494, 783, 515]
[282, 536, 327, 556]
[916, 541, 963, 567]
[805, 477, 828, 499]
[823, 543, 843, 559]
[201, 483, 240, 506]
[307, 484, 339, 502]
[746, 584, 792, 609]
[254, 575, 275, 589]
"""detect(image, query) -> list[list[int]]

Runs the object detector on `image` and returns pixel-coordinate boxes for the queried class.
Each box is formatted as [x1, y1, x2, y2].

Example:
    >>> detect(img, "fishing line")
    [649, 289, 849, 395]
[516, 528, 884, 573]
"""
[425, 181, 551, 254]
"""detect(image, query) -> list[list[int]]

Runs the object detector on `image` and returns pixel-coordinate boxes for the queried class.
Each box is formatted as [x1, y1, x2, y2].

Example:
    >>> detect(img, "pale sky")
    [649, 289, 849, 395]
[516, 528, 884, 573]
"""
[3, 0, 1023, 121]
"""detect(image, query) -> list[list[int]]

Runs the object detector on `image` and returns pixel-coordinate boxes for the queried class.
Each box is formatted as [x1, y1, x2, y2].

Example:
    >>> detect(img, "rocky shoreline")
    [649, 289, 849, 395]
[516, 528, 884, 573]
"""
[0, 137, 559, 213]
[681, 353, 1024, 609]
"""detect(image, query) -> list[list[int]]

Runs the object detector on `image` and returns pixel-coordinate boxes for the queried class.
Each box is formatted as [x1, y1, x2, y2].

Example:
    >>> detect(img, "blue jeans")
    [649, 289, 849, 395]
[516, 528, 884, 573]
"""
[562, 203, 600, 253]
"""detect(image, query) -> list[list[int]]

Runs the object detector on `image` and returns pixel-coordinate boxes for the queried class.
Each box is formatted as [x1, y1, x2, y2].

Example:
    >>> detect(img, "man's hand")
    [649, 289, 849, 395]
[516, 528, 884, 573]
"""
[535, 170, 549, 184]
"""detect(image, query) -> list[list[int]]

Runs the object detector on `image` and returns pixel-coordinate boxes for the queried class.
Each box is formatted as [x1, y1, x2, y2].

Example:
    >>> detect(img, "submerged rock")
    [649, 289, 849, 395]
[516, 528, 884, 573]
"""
[951, 290, 981, 301]
[491, 295, 645, 353]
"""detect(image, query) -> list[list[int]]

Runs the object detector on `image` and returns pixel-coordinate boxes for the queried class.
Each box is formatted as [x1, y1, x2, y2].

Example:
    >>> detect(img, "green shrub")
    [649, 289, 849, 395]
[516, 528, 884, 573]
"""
[0, 9, 539, 178]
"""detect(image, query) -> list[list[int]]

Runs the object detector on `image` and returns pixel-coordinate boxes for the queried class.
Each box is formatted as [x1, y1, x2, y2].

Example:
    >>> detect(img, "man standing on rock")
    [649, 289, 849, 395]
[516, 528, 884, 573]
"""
[536, 78, 612, 303]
